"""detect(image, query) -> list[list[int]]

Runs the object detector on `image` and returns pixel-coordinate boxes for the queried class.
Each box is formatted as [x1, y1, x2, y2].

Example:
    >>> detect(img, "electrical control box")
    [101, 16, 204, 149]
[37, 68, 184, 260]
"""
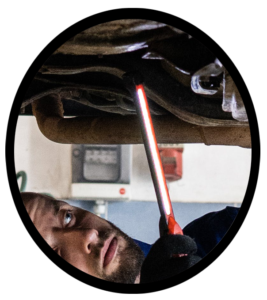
[71, 144, 131, 200]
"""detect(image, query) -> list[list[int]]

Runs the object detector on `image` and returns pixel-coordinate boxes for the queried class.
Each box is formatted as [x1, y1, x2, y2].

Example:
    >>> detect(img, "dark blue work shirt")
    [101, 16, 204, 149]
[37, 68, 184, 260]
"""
[133, 239, 152, 257]
[134, 206, 239, 258]
[183, 206, 239, 258]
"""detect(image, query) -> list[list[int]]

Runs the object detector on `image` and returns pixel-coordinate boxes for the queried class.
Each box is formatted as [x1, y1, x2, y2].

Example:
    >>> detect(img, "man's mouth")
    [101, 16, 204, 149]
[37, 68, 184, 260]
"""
[103, 237, 118, 268]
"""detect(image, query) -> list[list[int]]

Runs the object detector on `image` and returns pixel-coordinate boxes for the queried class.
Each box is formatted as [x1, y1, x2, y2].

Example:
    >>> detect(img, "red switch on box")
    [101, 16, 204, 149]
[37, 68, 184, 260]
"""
[119, 188, 126, 195]
[159, 145, 184, 182]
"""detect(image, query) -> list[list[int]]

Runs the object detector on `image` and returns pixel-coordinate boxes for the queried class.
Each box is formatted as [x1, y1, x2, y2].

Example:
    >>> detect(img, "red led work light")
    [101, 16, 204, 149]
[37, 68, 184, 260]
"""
[135, 84, 183, 235]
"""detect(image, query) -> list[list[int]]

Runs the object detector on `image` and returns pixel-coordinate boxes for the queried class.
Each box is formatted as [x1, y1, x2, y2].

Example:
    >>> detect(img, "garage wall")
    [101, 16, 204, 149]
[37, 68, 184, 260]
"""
[15, 116, 251, 203]
[131, 144, 251, 203]
[15, 116, 72, 198]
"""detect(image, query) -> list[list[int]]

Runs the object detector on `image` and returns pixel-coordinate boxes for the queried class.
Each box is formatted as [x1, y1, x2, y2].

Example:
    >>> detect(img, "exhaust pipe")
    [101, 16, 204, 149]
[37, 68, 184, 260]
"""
[31, 94, 251, 147]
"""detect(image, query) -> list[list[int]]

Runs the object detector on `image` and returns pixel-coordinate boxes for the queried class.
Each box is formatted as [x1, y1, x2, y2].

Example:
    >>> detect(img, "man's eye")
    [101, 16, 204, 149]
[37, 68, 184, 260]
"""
[64, 211, 73, 226]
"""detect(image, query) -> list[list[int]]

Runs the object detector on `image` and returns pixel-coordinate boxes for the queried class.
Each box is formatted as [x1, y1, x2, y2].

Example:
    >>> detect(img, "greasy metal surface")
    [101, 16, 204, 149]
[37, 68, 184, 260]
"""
[31, 95, 251, 148]
[55, 20, 182, 55]
[22, 48, 248, 127]
[21, 18, 249, 142]
[222, 70, 248, 122]
[142, 36, 216, 75]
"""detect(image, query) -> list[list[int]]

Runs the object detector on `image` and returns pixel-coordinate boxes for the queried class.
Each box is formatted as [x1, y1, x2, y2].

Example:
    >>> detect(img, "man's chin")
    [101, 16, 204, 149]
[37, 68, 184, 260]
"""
[95, 221, 145, 283]
[101, 236, 144, 283]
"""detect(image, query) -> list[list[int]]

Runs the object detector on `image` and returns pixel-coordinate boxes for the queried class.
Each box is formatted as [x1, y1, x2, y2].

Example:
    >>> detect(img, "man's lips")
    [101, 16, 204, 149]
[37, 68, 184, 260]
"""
[103, 237, 118, 268]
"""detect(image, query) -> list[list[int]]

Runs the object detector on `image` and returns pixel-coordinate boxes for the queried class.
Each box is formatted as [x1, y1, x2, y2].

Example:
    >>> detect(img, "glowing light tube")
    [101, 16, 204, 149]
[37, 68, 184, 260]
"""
[137, 86, 171, 216]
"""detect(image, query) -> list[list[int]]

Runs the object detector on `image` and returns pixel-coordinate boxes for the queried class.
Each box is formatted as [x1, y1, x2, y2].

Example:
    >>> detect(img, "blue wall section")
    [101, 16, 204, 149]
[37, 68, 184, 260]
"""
[66, 200, 240, 245]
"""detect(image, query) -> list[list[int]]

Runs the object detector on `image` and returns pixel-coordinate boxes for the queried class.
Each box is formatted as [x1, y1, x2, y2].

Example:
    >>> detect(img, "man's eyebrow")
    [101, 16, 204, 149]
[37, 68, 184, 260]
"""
[51, 200, 62, 216]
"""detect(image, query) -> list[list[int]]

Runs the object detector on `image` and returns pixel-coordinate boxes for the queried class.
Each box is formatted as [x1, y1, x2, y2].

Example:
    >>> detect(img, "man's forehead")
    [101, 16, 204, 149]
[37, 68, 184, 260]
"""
[21, 192, 68, 213]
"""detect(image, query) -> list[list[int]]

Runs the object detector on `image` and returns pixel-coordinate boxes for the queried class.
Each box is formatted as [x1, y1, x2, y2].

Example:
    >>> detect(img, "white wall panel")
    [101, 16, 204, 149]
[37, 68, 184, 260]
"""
[15, 116, 251, 203]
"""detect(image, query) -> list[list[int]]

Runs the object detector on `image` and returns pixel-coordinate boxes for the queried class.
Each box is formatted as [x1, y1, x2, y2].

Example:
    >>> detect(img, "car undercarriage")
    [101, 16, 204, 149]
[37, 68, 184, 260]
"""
[20, 20, 251, 148]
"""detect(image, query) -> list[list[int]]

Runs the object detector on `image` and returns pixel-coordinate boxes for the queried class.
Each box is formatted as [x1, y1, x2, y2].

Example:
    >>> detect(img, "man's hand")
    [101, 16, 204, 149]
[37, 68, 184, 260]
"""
[140, 234, 201, 283]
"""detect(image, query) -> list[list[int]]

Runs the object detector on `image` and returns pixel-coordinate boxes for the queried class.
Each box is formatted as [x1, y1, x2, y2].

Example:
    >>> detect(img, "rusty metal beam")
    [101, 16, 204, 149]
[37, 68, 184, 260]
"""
[31, 94, 251, 148]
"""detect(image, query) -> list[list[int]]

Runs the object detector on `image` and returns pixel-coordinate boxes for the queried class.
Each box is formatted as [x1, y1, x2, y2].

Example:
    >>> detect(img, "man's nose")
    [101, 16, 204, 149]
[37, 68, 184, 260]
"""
[84, 229, 98, 254]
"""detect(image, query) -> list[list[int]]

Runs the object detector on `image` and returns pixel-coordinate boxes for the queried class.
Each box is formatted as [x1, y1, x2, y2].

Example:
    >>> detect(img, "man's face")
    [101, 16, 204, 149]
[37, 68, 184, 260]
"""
[21, 192, 144, 283]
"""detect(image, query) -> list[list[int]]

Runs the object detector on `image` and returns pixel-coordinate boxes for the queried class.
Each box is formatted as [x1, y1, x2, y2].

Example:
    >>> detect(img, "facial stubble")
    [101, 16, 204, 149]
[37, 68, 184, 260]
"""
[93, 223, 145, 284]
